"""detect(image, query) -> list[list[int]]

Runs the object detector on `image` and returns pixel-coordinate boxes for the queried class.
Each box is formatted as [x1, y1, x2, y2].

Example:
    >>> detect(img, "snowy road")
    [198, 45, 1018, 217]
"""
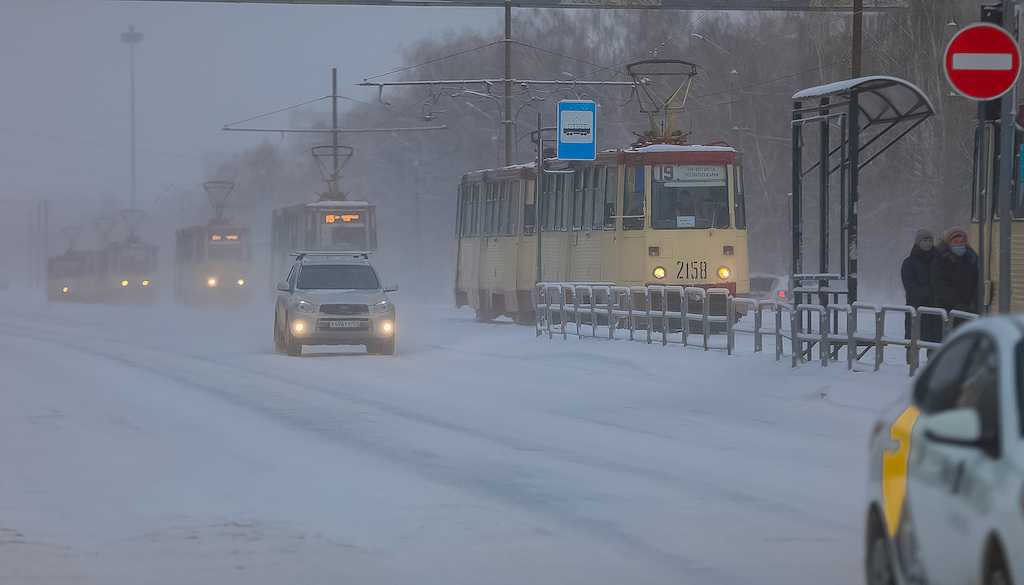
[0, 294, 905, 585]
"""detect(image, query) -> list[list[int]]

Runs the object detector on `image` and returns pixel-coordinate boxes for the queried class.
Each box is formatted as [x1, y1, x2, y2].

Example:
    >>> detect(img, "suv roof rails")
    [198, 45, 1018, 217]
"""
[290, 250, 372, 261]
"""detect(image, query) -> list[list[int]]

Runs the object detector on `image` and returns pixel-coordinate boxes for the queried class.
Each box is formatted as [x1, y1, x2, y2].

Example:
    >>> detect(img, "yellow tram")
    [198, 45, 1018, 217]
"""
[455, 144, 750, 322]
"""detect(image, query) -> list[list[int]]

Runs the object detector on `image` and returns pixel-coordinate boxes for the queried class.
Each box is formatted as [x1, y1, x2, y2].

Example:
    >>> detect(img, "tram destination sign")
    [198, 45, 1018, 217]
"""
[556, 100, 597, 161]
[944, 23, 1022, 101]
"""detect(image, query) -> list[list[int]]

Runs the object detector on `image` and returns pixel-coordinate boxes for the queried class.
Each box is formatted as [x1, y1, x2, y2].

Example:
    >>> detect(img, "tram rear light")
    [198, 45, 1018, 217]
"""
[120, 279, 129, 288]
[207, 277, 218, 288]
[777, 290, 787, 300]
[652, 266, 667, 279]
[717, 266, 732, 280]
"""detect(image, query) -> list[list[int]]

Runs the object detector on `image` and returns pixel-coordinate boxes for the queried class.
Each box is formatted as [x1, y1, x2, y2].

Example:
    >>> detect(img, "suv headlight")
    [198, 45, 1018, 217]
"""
[295, 300, 317, 314]
[370, 300, 391, 314]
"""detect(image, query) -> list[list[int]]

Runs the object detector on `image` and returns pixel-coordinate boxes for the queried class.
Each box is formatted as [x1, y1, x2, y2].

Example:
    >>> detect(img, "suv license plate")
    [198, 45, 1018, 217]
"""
[329, 320, 363, 329]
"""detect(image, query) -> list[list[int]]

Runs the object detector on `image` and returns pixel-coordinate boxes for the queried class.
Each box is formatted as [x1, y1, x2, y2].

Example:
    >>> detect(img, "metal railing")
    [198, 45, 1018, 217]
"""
[534, 282, 980, 375]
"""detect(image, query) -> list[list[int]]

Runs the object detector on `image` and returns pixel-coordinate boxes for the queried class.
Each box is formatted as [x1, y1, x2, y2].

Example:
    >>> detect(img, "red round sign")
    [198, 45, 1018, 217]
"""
[944, 23, 1021, 101]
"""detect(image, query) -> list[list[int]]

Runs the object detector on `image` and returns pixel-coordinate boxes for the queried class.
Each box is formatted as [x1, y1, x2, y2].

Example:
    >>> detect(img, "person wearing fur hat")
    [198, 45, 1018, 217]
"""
[901, 229, 940, 344]
[930, 226, 979, 317]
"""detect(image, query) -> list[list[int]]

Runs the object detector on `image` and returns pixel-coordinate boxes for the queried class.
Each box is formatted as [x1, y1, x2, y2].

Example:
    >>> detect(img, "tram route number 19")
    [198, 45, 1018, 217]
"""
[676, 260, 708, 280]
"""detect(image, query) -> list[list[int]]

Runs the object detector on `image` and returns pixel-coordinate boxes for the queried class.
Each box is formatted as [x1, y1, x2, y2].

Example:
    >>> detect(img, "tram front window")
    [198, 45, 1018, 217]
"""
[652, 183, 729, 229]
[297, 265, 379, 290]
[208, 244, 243, 262]
[331, 225, 367, 249]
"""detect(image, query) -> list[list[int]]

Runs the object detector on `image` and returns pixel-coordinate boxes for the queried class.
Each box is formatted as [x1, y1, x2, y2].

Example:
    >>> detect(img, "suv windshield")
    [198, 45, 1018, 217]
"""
[297, 264, 379, 290]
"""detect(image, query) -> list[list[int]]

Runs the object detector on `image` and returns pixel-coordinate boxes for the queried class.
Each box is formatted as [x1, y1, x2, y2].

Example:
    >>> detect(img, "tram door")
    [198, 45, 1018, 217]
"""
[540, 173, 572, 282]
[618, 165, 649, 284]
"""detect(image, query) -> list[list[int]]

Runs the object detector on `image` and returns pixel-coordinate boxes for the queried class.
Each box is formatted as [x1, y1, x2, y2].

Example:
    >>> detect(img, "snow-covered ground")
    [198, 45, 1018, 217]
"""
[0, 290, 909, 585]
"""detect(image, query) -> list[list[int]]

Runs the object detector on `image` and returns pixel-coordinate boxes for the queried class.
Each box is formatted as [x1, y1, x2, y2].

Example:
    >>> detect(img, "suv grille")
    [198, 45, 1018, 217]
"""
[320, 303, 368, 316]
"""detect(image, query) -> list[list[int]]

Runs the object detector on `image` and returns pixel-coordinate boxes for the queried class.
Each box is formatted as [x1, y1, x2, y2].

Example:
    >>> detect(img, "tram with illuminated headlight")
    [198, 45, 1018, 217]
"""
[174, 225, 252, 305]
[270, 200, 378, 288]
[454, 144, 749, 323]
[47, 237, 158, 303]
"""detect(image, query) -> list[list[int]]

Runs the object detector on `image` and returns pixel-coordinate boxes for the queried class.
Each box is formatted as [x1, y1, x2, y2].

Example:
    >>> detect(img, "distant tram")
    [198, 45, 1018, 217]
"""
[47, 236, 159, 303]
[174, 224, 253, 305]
[270, 200, 378, 285]
[454, 144, 749, 322]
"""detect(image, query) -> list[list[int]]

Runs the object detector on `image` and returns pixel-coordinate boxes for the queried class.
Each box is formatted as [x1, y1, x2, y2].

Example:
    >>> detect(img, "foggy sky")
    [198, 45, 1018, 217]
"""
[0, 0, 493, 203]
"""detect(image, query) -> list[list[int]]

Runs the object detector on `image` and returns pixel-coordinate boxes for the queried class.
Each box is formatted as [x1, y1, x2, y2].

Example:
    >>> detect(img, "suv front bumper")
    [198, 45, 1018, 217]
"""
[288, 313, 395, 345]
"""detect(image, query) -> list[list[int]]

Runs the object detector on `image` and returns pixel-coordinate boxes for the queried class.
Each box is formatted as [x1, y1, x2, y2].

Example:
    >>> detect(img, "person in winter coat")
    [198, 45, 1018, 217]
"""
[931, 226, 980, 321]
[901, 229, 940, 343]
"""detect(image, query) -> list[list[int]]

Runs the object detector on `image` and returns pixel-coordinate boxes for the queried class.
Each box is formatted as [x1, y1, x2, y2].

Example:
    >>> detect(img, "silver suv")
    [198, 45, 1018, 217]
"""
[274, 253, 397, 356]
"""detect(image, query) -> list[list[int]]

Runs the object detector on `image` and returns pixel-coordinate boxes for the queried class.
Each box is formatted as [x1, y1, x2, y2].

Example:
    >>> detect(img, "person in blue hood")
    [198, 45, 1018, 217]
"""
[930, 226, 979, 319]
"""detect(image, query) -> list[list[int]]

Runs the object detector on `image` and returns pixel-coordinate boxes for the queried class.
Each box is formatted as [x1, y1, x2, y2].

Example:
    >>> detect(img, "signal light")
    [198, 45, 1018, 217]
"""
[210, 234, 223, 241]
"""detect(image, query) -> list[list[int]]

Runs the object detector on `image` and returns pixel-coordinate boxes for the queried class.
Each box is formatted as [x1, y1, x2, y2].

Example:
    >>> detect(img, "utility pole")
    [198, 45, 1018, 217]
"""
[504, 0, 513, 166]
[851, 0, 863, 77]
[998, 0, 1016, 313]
[332, 67, 340, 192]
[121, 25, 144, 209]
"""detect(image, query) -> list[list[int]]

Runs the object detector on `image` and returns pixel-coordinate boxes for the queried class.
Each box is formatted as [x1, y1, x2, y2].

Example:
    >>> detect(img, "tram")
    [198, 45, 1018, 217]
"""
[175, 181, 253, 305]
[270, 200, 378, 286]
[46, 236, 158, 303]
[174, 225, 252, 305]
[454, 144, 749, 322]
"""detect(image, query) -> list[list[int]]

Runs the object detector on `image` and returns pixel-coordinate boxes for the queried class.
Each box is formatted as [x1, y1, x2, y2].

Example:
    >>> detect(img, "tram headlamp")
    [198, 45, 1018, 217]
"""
[206, 277, 218, 288]
[237, 278, 246, 287]
[652, 266, 667, 280]
[120, 279, 129, 288]
[291, 320, 308, 336]
[717, 266, 732, 280]
[296, 300, 316, 314]
[61, 286, 70, 295]
[141, 280, 150, 287]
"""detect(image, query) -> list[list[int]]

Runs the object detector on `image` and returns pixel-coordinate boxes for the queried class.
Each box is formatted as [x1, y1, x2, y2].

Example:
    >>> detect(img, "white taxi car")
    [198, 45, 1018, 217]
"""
[865, 316, 1022, 585]
[273, 252, 397, 356]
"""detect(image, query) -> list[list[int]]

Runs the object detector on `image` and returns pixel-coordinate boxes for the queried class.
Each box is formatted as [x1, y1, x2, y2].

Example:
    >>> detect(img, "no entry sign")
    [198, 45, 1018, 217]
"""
[945, 23, 1021, 101]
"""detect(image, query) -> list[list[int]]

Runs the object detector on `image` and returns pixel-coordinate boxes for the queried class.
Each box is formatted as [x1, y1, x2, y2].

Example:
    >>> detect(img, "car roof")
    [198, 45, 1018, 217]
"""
[297, 254, 372, 266]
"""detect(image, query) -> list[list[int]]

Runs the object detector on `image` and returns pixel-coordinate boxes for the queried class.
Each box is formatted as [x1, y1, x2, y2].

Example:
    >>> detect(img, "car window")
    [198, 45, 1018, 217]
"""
[297, 265, 380, 290]
[915, 334, 976, 413]
[750, 277, 775, 293]
[957, 335, 1001, 445]
[286, 265, 298, 289]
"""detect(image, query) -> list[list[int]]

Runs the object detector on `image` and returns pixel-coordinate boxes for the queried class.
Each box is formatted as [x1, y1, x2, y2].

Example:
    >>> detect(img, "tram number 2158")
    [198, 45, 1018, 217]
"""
[676, 260, 708, 280]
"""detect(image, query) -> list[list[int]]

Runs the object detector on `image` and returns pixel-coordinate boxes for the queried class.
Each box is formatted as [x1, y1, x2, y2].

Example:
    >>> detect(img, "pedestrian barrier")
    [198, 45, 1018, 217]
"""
[534, 282, 979, 375]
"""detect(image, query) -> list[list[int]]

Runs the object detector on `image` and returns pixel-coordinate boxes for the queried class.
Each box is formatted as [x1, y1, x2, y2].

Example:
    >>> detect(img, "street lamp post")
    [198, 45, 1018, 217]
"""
[121, 25, 143, 209]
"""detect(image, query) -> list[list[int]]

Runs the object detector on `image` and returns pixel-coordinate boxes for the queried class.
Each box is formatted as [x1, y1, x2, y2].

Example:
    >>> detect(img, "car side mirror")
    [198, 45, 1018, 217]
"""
[276, 281, 291, 292]
[384, 284, 399, 293]
[923, 408, 982, 445]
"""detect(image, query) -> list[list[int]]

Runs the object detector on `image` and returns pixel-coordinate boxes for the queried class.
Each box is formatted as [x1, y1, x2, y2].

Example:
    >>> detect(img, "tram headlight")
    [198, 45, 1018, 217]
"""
[296, 300, 316, 314]
[652, 266, 667, 280]
[717, 266, 732, 281]
[237, 278, 246, 287]
[206, 277, 218, 288]
[61, 286, 70, 295]
[141, 279, 150, 287]
[120, 279, 129, 288]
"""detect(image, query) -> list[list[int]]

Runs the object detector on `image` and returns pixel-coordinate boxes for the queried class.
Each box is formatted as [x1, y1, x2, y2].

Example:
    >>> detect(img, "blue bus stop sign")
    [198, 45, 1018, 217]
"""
[556, 100, 597, 161]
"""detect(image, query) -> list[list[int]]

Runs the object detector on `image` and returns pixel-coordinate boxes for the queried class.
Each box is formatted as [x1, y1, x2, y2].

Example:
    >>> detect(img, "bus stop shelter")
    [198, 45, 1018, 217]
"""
[791, 75, 935, 306]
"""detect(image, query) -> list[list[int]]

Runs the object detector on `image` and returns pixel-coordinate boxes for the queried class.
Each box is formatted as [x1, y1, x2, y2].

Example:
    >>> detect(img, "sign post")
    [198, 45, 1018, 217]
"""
[945, 13, 1021, 313]
[556, 100, 597, 161]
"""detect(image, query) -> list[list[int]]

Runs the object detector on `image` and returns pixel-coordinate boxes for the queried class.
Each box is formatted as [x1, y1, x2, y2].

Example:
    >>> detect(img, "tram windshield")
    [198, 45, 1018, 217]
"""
[115, 247, 155, 273]
[651, 165, 730, 229]
[208, 242, 244, 262]
[297, 265, 379, 290]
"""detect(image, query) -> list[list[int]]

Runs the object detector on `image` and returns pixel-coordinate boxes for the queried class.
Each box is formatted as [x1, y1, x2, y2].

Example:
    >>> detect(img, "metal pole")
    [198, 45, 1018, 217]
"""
[848, 91, 860, 304]
[121, 26, 143, 209]
[332, 67, 339, 193]
[975, 122, 988, 313]
[535, 112, 543, 284]
[998, 0, 1016, 313]
[852, 0, 863, 77]
[819, 97, 830, 309]
[792, 101, 803, 284]
[504, 0, 513, 166]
